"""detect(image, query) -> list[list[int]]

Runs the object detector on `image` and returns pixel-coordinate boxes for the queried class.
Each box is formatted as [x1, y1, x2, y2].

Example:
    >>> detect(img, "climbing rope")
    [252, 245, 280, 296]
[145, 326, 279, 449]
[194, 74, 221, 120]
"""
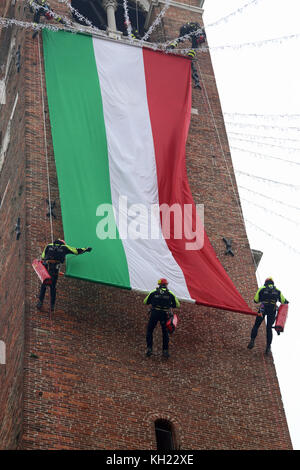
[37, 33, 53, 244]
[193, 56, 291, 445]
[194, 56, 263, 280]
[38, 32, 63, 445]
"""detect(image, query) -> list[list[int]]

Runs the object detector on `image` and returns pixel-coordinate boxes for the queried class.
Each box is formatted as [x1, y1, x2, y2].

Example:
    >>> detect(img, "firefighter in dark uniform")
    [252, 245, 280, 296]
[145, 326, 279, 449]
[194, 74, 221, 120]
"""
[247, 277, 288, 355]
[37, 239, 92, 311]
[144, 278, 180, 358]
[167, 22, 206, 88]
[29, 0, 66, 38]
[168, 22, 206, 50]
[124, 20, 141, 40]
[130, 28, 141, 40]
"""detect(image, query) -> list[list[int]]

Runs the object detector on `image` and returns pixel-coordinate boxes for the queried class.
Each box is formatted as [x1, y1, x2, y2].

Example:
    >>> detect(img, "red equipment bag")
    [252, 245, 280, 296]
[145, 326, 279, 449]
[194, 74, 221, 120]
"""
[275, 304, 289, 334]
[44, 11, 53, 20]
[166, 313, 178, 334]
[32, 259, 52, 285]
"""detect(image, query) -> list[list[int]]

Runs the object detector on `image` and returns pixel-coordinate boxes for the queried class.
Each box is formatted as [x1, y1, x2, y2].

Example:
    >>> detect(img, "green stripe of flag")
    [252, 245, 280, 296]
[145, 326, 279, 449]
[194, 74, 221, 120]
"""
[42, 30, 130, 288]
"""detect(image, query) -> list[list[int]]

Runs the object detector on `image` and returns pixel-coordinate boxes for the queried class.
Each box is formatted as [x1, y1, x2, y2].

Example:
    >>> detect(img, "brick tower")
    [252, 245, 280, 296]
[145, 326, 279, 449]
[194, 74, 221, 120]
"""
[0, 0, 292, 450]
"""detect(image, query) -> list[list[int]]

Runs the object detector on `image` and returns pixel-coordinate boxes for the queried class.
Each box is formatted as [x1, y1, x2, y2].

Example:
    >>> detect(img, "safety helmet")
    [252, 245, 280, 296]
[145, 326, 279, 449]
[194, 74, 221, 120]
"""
[158, 278, 168, 286]
[264, 277, 274, 285]
[54, 239, 65, 245]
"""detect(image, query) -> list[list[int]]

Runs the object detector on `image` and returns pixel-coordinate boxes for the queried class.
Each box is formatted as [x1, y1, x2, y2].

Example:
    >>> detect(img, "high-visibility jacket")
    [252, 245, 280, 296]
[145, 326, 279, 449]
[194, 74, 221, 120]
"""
[42, 242, 89, 264]
[144, 287, 180, 311]
[254, 283, 287, 308]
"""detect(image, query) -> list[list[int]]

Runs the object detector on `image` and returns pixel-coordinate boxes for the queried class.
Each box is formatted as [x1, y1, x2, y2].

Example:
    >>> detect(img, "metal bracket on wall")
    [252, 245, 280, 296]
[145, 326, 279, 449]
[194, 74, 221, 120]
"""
[46, 199, 56, 219]
[16, 45, 21, 72]
[223, 237, 234, 256]
[15, 217, 21, 240]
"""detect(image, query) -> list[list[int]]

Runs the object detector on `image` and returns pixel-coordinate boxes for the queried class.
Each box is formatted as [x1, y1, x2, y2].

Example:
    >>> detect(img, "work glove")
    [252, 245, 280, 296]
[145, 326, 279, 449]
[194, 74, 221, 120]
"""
[86, 247, 92, 252]
[257, 308, 263, 317]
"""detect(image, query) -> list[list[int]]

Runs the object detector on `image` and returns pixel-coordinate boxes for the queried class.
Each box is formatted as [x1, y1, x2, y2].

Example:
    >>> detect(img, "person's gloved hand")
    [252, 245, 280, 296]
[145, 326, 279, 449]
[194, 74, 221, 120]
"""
[86, 247, 92, 252]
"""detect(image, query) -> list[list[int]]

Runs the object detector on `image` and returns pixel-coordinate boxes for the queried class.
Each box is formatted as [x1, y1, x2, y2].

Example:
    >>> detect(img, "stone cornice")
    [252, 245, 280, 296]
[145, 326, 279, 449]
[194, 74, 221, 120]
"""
[150, 0, 204, 14]
[145, 0, 204, 29]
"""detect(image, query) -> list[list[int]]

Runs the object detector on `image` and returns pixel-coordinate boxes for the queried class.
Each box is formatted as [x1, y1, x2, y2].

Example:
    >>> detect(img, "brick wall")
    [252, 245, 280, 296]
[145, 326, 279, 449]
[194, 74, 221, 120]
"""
[0, 0, 27, 449]
[0, 0, 292, 449]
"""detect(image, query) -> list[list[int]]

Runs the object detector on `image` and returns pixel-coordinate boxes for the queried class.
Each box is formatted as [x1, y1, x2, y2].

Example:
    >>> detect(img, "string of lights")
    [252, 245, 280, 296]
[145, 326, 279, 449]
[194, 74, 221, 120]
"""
[224, 111, 300, 120]
[206, 0, 263, 29]
[141, 0, 171, 42]
[2, 11, 300, 59]
[27, 0, 72, 27]
[122, 0, 133, 40]
[40, 0, 97, 30]
[228, 130, 300, 144]
[225, 120, 300, 133]
[239, 185, 300, 211]
[245, 219, 300, 255]
[230, 146, 300, 166]
[241, 197, 299, 225]
[229, 136, 300, 153]
[235, 170, 300, 189]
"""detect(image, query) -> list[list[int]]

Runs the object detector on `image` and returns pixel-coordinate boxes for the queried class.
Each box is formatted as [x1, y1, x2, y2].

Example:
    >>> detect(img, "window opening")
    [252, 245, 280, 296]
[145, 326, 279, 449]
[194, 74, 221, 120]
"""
[155, 419, 175, 450]
[71, 0, 147, 36]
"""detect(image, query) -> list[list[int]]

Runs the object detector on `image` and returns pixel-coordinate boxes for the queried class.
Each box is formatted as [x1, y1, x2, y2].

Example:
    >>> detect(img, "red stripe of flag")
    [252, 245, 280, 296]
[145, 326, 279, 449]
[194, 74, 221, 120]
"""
[143, 48, 255, 315]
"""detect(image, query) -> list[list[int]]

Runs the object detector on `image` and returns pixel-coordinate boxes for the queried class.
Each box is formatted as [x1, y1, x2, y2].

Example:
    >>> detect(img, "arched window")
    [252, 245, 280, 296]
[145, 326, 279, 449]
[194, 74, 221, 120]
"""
[71, 0, 147, 37]
[154, 419, 175, 450]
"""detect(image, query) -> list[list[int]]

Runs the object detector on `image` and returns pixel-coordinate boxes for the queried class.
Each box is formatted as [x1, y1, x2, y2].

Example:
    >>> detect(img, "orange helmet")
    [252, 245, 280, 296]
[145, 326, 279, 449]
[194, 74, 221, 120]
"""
[158, 278, 168, 286]
[264, 277, 274, 285]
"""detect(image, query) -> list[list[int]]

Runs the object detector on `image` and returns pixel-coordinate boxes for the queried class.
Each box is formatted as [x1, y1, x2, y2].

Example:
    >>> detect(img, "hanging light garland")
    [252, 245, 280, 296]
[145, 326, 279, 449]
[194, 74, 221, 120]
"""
[123, 0, 133, 40]
[141, 0, 171, 42]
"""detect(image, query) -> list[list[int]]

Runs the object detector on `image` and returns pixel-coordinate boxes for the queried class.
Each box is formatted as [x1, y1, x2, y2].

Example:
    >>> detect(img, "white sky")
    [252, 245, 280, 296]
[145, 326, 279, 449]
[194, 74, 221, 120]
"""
[203, 0, 300, 450]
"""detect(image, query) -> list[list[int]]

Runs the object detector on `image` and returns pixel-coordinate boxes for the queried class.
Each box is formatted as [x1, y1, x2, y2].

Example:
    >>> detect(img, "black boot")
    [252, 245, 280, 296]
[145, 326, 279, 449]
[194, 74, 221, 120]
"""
[146, 347, 152, 357]
[37, 300, 43, 310]
[162, 349, 169, 358]
[247, 339, 255, 349]
[265, 346, 271, 356]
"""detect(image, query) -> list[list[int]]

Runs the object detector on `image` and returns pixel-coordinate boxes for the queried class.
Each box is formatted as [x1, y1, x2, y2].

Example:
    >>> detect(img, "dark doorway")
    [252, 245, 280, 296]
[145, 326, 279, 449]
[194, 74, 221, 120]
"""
[155, 419, 175, 450]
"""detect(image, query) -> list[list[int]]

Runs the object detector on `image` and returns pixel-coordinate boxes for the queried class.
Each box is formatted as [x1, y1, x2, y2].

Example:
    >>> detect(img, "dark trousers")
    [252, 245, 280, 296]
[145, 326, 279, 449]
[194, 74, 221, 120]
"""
[33, 8, 42, 24]
[146, 309, 169, 351]
[39, 266, 58, 308]
[251, 308, 277, 348]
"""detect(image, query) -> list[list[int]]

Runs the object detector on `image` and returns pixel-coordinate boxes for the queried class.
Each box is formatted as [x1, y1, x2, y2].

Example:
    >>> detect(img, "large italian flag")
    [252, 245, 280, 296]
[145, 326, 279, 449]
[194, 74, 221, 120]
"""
[42, 30, 254, 315]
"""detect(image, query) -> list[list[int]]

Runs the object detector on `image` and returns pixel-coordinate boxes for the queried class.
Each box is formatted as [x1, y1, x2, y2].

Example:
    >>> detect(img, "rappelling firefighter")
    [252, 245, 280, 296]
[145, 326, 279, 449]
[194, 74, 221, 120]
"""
[167, 22, 206, 89]
[124, 20, 141, 40]
[143, 278, 180, 358]
[247, 277, 289, 355]
[29, 0, 66, 39]
[36, 239, 92, 312]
